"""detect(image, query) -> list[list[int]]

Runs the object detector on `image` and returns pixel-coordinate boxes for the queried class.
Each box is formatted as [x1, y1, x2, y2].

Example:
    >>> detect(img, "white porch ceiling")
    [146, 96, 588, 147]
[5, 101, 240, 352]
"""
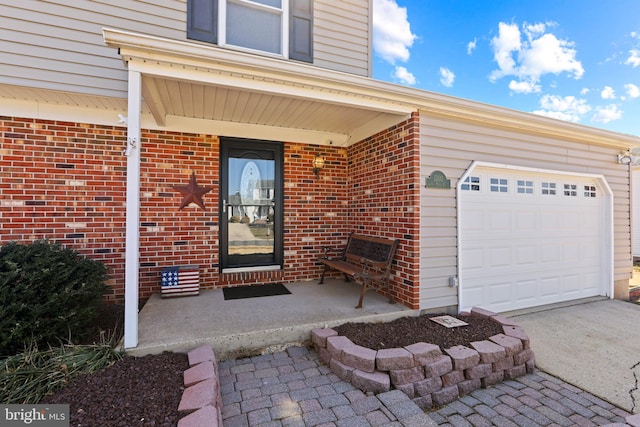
[140, 74, 406, 146]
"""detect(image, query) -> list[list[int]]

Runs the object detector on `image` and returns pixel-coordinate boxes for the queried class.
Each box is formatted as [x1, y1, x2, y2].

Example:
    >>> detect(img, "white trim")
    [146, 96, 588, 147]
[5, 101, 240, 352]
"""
[456, 161, 614, 313]
[222, 265, 282, 273]
[124, 70, 142, 349]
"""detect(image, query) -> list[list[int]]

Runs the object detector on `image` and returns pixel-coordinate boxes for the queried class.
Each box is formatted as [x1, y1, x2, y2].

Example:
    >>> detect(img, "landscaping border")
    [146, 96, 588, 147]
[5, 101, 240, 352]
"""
[176, 345, 223, 427]
[311, 307, 535, 409]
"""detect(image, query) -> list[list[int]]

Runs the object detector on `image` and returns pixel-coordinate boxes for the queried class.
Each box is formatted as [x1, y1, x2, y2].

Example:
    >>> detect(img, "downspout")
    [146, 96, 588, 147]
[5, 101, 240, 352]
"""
[124, 70, 142, 349]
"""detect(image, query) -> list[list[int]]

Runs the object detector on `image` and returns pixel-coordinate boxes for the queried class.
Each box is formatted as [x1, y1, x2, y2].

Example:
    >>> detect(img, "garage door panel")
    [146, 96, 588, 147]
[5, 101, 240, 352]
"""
[514, 279, 537, 302]
[540, 277, 560, 297]
[488, 247, 512, 268]
[488, 211, 512, 232]
[515, 211, 536, 231]
[487, 282, 512, 309]
[515, 245, 537, 266]
[459, 166, 609, 313]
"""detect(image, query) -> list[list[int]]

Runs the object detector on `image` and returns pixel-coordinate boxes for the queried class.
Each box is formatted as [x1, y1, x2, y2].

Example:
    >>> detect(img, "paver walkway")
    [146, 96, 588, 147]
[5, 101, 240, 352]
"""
[432, 371, 633, 426]
[218, 346, 635, 426]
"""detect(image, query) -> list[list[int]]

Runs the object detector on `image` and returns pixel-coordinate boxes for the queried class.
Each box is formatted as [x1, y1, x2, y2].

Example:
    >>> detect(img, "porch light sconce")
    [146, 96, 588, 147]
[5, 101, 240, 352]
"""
[313, 154, 325, 177]
[618, 150, 632, 165]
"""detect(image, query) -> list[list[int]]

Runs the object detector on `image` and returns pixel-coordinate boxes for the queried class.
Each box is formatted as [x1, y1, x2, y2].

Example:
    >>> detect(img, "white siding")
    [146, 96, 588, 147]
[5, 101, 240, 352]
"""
[314, 0, 370, 76]
[634, 167, 640, 258]
[0, 0, 371, 100]
[419, 113, 632, 310]
[0, 0, 185, 98]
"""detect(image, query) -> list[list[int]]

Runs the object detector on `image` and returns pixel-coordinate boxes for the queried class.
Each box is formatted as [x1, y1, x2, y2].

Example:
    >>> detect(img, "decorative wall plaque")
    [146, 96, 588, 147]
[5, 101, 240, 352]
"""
[425, 170, 451, 189]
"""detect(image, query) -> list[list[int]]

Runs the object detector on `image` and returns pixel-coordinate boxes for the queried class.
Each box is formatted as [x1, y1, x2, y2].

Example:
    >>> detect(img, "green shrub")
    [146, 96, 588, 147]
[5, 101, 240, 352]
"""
[0, 240, 109, 356]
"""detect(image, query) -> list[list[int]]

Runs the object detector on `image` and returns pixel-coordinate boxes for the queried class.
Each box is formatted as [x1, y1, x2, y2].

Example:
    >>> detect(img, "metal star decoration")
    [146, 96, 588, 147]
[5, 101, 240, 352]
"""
[173, 172, 214, 211]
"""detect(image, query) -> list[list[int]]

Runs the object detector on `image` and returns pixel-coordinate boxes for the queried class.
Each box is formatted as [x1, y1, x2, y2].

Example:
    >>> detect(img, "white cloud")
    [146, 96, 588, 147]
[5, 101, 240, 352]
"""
[373, 0, 417, 64]
[439, 67, 455, 87]
[393, 66, 416, 85]
[489, 22, 521, 79]
[467, 38, 477, 55]
[580, 88, 590, 95]
[489, 22, 584, 91]
[591, 104, 622, 123]
[626, 49, 640, 67]
[625, 83, 640, 98]
[509, 80, 540, 94]
[523, 22, 549, 39]
[532, 94, 591, 123]
[601, 86, 616, 99]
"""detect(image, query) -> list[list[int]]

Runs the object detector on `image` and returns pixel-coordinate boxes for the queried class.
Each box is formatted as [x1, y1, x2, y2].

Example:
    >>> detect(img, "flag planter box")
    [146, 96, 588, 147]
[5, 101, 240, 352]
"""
[161, 265, 200, 297]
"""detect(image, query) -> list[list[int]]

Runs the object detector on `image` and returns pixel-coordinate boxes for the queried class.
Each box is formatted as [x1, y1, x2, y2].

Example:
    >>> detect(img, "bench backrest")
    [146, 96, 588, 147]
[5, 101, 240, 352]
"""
[343, 234, 399, 269]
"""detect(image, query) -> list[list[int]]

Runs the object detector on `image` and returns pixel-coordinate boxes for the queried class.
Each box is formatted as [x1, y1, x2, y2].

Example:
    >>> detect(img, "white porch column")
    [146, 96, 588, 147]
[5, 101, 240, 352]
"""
[124, 70, 142, 349]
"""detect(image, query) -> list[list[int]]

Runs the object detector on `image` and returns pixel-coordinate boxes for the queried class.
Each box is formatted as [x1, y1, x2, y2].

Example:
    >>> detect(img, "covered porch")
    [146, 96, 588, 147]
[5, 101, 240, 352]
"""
[103, 28, 426, 351]
[128, 279, 417, 359]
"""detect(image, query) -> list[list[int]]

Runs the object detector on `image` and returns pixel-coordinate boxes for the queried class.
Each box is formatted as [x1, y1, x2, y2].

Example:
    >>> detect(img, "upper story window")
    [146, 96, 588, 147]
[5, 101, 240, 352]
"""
[224, 0, 283, 55]
[187, 0, 313, 62]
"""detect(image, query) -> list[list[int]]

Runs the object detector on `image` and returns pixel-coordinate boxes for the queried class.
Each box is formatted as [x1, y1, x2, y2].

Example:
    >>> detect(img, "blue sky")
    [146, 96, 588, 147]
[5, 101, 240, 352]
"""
[372, 0, 640, 137]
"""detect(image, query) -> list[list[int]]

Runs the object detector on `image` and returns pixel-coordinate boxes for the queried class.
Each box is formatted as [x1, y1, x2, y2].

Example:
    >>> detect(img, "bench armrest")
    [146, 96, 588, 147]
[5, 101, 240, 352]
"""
[321, 246, 342, 259]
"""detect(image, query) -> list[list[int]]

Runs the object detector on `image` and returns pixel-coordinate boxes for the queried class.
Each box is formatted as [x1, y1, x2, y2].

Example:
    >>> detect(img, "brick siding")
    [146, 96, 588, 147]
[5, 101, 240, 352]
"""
[1, 114, 421, 308]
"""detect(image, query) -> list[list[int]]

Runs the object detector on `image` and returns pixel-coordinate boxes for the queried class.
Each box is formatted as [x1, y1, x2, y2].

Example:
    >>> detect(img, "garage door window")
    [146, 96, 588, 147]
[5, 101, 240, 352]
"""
[461, 176, 480, 191]
[541, 182, 557, 195]
[517, 180, 534, 195]
[564, 184, 578, 197]
[585, 186, 597, 198]
[490, 178, 508, 193]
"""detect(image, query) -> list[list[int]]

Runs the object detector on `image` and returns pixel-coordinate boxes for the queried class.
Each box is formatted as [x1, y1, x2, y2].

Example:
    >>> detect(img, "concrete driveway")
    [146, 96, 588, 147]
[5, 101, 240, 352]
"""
[507, 298, 640, 413]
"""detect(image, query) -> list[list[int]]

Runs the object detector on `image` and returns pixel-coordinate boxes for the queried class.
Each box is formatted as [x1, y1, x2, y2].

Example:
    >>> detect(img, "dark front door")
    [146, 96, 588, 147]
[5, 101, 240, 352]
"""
[220, 137, 283, 270]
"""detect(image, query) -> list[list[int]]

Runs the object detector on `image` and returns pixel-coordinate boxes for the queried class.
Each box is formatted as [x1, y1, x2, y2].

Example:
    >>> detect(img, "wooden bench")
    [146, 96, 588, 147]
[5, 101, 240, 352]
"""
[318, 233, 400, 308]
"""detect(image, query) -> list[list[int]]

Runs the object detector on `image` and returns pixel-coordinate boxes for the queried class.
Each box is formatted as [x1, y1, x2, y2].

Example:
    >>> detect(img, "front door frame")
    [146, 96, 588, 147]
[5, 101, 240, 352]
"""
[219, 137, 284, 272]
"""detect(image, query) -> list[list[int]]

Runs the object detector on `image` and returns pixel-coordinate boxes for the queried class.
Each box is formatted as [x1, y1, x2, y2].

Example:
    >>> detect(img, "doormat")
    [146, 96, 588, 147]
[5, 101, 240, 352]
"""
[223, 283, 291, 300]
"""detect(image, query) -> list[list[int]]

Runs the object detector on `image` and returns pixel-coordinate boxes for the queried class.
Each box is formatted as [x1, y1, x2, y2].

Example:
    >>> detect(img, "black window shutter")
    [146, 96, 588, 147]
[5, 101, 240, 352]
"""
[289, 0, 313, 62]
[187, 0, 218, 44]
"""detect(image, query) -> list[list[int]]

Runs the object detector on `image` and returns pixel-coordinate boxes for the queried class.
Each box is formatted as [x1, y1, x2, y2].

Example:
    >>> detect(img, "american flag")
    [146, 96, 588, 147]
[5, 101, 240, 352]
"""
[161, 266, 199, 297]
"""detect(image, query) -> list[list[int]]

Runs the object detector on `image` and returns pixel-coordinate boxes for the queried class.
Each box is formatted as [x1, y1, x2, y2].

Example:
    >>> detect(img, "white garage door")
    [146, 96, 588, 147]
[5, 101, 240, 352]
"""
[458, 164, 612, 313]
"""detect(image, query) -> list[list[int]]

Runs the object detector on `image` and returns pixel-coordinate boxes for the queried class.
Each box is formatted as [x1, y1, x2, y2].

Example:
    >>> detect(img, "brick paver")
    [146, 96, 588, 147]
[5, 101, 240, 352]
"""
[220, 347, 635, 427]
[220, 346, 436, 426]
[433, 371, 633, 426]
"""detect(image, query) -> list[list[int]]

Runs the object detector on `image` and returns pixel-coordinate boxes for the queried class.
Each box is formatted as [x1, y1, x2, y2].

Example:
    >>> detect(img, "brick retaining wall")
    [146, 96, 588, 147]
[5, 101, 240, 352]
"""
[311, 307, 535, 409]
[177, 345, 223, 427]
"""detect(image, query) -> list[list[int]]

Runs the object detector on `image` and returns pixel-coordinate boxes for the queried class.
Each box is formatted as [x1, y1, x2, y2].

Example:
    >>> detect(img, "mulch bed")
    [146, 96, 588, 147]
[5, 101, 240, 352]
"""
[42, 352, 188, 427]
[334, 313, 504, 351]
[40, 308, 502, 426]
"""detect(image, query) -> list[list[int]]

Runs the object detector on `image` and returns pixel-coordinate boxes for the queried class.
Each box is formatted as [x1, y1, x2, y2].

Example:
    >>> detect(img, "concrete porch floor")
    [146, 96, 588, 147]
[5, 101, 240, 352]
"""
[128, 279, 417, 359]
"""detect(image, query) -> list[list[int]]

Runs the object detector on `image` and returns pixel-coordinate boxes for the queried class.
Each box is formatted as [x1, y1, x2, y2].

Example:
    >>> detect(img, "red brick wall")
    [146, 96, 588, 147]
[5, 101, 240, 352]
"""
[347, 112, 421, 308]
[0, 117, 127, 301]
[1, 115, 420, 308]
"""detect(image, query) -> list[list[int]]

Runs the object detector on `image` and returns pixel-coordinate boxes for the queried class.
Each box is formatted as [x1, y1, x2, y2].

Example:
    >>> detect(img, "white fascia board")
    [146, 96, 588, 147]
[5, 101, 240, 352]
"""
[124, 57, 414, 116]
